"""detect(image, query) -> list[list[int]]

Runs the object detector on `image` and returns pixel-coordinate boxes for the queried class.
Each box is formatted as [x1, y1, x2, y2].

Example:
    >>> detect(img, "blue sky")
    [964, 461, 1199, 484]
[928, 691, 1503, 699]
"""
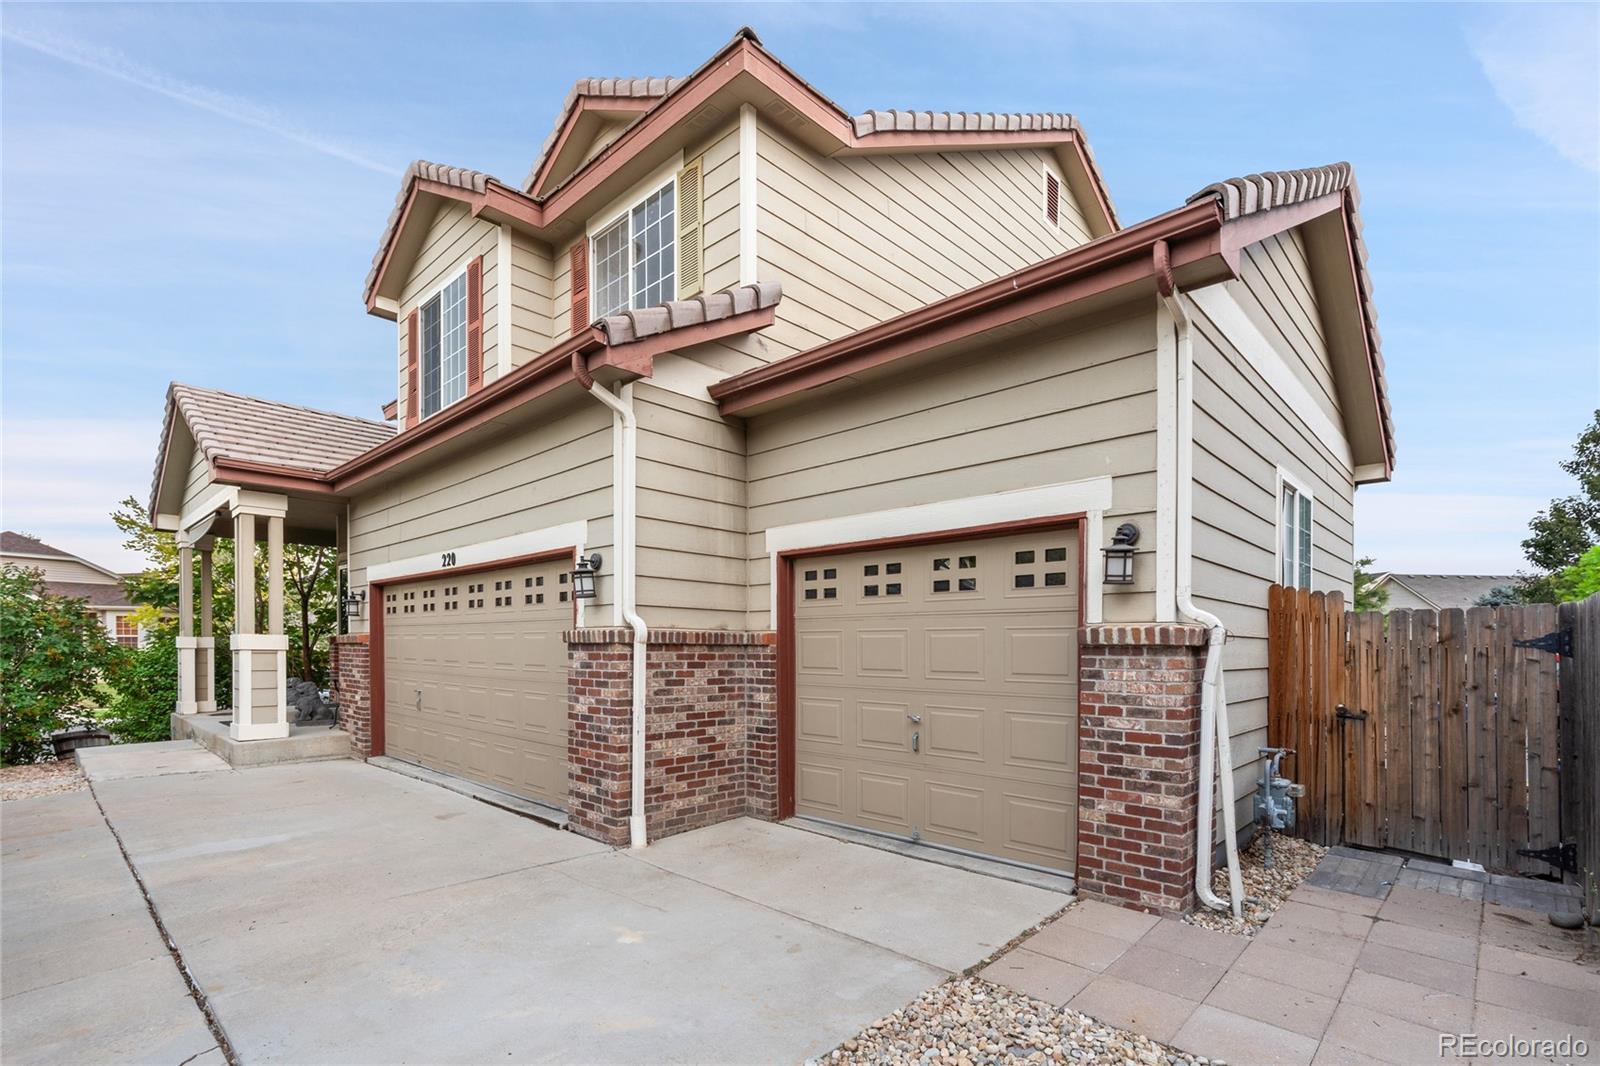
[2, 3, 1596, 573]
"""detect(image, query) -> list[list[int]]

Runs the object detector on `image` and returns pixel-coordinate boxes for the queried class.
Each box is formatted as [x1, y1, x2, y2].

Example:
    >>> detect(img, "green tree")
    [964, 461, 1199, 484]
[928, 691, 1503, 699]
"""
[1353, 556, 1388, 613]
[0, 565, 128, 764]
[99, 635, 180, 744]
[1474, 585, 1524, 607]
[1550, 544, 1600, 603]
[1522, 410, 1600, 571]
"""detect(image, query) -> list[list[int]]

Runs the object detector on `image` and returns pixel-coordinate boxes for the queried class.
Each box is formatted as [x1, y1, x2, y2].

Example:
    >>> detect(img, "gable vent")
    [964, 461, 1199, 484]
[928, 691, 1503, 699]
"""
[677, 157, 704, 299]
[1045, 171, 1060, 227]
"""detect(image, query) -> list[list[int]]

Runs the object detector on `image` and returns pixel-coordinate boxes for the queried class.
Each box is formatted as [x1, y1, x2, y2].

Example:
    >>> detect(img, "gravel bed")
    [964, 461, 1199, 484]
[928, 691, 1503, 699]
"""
[1, 759, 87, 801]
[816, 977, 1207, 1066]
[1184, 831, 1325, 937]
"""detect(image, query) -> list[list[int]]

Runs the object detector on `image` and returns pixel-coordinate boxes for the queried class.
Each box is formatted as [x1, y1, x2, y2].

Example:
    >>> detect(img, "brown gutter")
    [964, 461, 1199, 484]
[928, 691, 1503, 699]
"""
[710, 200, 1223, 416]
[211, 457, 342, 498]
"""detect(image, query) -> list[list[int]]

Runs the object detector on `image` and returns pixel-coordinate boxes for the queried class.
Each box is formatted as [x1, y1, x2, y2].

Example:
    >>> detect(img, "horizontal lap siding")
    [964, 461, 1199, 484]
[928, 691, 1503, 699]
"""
[508, 230, 556, 366]
[396, 202, 498, 421]
[699, 123, 741, 296]
[634, 382, 748, 630]
[180, 448, 214, 518]
[1235, 232, 1341, 428]
[744, 309, 1160, 629]
[345, 405, 613, 635]
[1188, 269, 1356, 824]
[752, 122, 1087, 361]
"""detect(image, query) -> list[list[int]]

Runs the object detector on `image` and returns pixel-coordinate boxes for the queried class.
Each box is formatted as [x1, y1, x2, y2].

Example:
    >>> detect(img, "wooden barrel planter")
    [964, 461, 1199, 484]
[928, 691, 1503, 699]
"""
[50, 726, 111, 761]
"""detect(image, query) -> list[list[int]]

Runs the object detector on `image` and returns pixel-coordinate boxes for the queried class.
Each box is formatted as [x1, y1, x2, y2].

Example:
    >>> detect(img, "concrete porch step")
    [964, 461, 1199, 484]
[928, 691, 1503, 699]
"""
[171, 711, 351, 768]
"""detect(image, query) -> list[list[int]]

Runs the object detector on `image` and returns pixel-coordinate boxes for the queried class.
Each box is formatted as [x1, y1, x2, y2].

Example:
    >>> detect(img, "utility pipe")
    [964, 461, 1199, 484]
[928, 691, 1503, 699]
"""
[575, 355, 651, 849]
[1153, 241, 1245, 918]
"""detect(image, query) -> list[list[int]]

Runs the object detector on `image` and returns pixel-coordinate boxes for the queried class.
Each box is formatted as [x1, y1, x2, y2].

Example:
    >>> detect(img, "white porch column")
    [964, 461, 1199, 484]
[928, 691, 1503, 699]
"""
[229, 494, 290, 741]
[196, 541, 216, 713]
[175, 539, 198, 714]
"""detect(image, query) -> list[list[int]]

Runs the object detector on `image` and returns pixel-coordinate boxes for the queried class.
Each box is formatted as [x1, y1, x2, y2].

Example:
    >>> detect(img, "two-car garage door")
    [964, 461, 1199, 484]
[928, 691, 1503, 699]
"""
[792, 531, 1080, 872]
[381, 557, 570, 809]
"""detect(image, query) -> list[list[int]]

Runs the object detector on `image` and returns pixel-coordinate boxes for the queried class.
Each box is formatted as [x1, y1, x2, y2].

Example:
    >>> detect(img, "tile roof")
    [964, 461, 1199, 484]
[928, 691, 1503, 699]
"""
[851, 110, 1079, 136]
[521, 76, 685, 193]
[593, 282, 781, 345]
[1379, 574, 1521, 611]
[152, 383, 395, 512]
[364, 161, 502, 303]
[1187, 162, 1394, 465]
[44, 580, 133, 609]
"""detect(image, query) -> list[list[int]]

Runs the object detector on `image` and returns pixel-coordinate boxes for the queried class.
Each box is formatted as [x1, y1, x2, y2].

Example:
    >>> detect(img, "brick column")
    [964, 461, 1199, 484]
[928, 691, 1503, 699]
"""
[1076, 623, 1209, 914]
[565, 629, 778, 846]
[331, 634, 372, 759]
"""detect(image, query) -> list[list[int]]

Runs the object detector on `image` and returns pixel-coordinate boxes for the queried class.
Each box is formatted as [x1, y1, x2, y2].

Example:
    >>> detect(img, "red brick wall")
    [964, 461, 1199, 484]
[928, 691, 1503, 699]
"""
[566, 629, 777, 845]
[1076, 624, 1208, 914]
[330, 634, 372, 760]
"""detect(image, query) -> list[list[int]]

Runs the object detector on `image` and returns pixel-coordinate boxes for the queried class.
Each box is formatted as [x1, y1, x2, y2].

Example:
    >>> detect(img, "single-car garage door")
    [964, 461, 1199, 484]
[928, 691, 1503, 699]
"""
[792, 530, 1079, 871]
[382, 557, 571, 809]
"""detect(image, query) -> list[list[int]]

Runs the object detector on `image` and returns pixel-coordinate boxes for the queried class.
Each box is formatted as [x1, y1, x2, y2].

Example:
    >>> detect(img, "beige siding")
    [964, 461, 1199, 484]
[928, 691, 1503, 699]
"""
[249, 654, 278, 727]
[1233, 231, 1340, 427]
[1188, 262, 1356, 824]
[743, 308, 1160, 629]
[699, 121, 742, 296]
[180, 447, 213, 519]
[750, 121, 1090, 360]
[1381, 583, 1436, 613]
[634, 381, 749, 630]
[346, 405, 614, 635]
[0, 554, 116, 584]
[494, 229, 557, 375]
[393, 202, 498, 426]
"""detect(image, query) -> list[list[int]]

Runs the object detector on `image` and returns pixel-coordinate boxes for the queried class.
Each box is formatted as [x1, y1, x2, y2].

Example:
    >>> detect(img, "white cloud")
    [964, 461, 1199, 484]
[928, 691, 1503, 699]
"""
[2, 26, 396, 176]
[1356, 492, 1543, 574]
[1471, 6, 1600, 172]
[0, 417, 161, 572]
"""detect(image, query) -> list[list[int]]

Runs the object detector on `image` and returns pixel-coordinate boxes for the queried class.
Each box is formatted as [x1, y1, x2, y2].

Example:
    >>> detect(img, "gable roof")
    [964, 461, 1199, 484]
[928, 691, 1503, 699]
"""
[150, 383, 396, 516]
[0, 531, 124, 582]
[1374, 573, 1519, 611]
[363, 27, 1118, 313]
[45, 580, 133, 609]
[711, 160, 1394, 479]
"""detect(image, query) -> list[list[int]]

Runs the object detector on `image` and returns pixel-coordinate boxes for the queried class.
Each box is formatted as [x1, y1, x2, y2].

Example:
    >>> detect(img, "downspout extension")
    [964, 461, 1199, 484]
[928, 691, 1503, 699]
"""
[1154, 241, 1245, 919]
[576, 358, 650, 850]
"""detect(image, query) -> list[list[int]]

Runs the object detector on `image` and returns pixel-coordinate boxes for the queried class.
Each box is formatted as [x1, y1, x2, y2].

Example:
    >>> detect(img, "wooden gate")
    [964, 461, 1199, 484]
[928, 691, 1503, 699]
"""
[1268, 587, 1562, 874]
[1558, 593, 1599, 922]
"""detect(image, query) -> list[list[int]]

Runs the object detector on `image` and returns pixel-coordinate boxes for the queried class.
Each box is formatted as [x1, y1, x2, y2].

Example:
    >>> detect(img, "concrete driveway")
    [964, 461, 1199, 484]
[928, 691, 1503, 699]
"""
[3, 746, 1067, 1064]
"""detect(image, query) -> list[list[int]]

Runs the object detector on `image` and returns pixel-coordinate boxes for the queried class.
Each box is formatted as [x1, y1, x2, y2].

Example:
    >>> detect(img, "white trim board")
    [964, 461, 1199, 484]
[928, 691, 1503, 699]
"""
[764, 477, 1114, 627]
[363, 521, 589, 585]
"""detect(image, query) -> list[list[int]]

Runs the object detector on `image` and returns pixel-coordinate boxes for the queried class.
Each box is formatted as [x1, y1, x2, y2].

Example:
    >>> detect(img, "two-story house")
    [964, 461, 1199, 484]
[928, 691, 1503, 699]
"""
[148, 28, 1393, 914]
[2, 531, 141, 647]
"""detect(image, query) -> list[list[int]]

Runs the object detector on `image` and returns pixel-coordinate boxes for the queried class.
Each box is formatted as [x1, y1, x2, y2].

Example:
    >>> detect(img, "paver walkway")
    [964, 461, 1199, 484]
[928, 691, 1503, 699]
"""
[981, 851, 1598, 1065]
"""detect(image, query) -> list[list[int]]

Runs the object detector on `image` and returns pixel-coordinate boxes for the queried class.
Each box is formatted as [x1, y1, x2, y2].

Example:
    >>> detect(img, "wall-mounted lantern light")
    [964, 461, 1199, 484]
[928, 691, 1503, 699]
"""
[340, 588, 367, 619]
[570, 553, 603, 600]
[1103, 523, 1140, 585]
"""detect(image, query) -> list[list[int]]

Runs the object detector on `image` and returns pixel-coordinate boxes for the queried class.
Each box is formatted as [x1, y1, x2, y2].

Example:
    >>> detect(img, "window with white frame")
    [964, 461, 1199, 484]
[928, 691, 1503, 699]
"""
[419, 270, 468, 418]
[591, 180, 675, 318]
[1279, 474, 1314, 589]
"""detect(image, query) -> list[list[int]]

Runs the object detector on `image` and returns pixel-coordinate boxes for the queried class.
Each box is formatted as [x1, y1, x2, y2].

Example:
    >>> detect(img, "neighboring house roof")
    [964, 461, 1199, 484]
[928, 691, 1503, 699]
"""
[150, 384, 397, 516]
[0, 531, 124, 582]
[1374, 574, 1520, 611]
[44, 581, 133, 609]
[1187, 162, 1394, 467]
[364, 27, 1118, 312]
[712, 160, 1393, 482]
[149, 284, 782, 510]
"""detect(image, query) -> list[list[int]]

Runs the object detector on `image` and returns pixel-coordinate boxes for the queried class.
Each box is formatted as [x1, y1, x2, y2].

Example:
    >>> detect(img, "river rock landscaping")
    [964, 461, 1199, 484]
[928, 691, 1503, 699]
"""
[0, 759, 86, 801]
[1183, 831, 1326, 937]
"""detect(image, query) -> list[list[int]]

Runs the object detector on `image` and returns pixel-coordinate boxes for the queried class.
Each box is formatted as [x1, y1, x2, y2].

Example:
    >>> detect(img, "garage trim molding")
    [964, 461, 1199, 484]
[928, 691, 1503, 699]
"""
[763, 476, 1112, 629]
[772, 510, 1090, 824]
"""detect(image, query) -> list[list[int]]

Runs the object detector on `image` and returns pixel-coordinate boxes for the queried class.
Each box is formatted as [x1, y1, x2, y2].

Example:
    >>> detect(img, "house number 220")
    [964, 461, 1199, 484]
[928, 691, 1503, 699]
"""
[440, 552, 457, 568]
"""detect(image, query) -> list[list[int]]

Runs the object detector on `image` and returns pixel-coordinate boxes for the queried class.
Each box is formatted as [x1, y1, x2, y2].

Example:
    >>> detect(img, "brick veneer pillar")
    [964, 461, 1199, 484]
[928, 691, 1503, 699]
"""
[1076, 623, 1210, 915]
[565, 629, 777, 846]
[330, 634, 372, 759]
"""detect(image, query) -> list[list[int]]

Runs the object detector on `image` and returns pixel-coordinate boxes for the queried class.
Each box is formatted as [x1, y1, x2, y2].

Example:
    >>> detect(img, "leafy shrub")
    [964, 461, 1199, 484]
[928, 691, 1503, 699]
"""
[100, 632, 181, 744]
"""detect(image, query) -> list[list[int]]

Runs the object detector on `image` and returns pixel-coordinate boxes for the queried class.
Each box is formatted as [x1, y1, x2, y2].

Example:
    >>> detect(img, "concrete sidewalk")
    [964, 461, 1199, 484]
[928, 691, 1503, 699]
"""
[14, 749, 1070, 1064]
[0, 789, 221, 1066]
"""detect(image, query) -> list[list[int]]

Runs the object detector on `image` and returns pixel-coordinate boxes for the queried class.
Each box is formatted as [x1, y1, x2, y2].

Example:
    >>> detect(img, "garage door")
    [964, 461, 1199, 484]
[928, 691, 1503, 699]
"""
[792, 531, 1079, 871]
[382, 557, 571, 808]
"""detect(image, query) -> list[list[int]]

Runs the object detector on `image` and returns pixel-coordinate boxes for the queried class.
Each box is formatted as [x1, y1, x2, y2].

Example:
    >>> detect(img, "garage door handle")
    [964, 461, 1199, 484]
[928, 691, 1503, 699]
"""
[912, 731, 920, 753]
[906, 714, 922, 723]
[414, 688, 423, 712]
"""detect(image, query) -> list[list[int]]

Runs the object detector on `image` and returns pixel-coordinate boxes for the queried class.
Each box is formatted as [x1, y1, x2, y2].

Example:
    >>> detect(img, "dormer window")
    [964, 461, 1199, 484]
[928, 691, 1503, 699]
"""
[591, 180, 676, 318]
[420, 269, 468, 418]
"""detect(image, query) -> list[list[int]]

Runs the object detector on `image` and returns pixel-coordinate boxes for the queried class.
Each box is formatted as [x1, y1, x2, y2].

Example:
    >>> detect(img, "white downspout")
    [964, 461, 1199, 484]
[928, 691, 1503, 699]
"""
[1154, 241, 1244, 918]
[576, 361, 650, 850]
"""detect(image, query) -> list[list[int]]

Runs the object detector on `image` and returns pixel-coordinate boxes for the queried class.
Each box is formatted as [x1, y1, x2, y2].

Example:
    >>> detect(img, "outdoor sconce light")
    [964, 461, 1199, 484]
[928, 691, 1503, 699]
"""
[340, 588, 367, 619]
[570, 553, 603, 600]
[1103, 523, 1140, 585]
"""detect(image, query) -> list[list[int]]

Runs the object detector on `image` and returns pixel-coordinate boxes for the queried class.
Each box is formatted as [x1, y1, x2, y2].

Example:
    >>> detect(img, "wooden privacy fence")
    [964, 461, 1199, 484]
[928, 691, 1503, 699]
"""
[1558, 593, 1599, 919]
[1268, 587, 1563, 875]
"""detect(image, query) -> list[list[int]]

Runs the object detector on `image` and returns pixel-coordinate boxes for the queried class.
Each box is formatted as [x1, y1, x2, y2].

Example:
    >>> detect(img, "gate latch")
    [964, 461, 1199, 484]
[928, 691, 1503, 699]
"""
[1336, 704, 1368, 722]
[1515, 629, 1572, 656]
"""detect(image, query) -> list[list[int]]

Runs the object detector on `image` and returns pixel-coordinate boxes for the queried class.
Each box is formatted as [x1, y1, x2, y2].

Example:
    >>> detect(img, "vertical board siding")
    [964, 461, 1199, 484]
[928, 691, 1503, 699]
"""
[1269, 590, 1565, 875]
[743, 309, 1159, 630]
[1188, 268, 1356, 823]
[346, 405, 614, 635]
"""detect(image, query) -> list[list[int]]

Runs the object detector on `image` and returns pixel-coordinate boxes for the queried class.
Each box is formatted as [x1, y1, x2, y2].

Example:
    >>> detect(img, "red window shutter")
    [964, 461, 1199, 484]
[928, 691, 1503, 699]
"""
[1045, 173, 1060, 226]
[569, 240, 589, 334]
[405, 309, 420, 424]
[466, 255, 483, 393]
